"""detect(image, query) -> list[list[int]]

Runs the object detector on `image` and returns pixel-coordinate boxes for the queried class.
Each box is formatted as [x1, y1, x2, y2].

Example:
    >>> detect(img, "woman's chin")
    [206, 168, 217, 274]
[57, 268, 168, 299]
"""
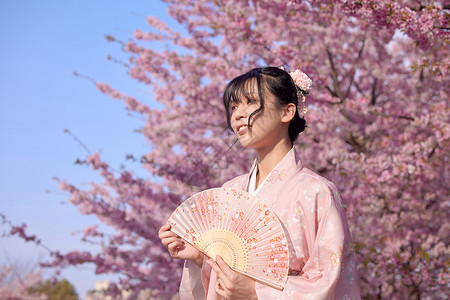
[237, 136, 254, 148]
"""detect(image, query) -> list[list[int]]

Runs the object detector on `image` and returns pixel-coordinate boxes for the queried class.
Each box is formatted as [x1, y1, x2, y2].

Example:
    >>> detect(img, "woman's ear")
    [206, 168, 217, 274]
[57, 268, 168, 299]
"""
[281, 103, 296, 123]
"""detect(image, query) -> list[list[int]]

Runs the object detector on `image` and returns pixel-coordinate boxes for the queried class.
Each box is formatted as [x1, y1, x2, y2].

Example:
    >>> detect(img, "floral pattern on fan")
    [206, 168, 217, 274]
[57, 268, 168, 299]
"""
[167, 187, 289, 290]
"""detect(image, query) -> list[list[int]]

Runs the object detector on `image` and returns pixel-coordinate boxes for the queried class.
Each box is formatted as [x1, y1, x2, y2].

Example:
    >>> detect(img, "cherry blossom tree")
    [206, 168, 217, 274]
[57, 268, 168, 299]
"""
[6, 1, 449, 299]
[0, 254, 46, 300]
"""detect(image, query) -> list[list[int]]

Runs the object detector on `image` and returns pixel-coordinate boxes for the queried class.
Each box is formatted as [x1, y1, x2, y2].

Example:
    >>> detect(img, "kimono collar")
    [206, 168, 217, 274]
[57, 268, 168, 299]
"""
[242, 147, 304, 195]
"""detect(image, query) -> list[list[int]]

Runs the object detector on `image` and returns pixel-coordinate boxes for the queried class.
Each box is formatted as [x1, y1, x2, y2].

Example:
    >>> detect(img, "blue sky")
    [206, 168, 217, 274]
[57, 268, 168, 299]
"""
[0, 1, 179, 297]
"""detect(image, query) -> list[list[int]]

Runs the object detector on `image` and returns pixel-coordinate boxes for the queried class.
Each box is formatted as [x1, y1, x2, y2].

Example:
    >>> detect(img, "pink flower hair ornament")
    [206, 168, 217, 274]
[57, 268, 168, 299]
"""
[289, 69, 312, 94]
[280, 67, 312, 116]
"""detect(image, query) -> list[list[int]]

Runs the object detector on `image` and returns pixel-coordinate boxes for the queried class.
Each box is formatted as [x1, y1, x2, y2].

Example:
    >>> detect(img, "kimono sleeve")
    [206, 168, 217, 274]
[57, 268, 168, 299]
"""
[179, 259, 206, 299]
[256, 184, 360, 299]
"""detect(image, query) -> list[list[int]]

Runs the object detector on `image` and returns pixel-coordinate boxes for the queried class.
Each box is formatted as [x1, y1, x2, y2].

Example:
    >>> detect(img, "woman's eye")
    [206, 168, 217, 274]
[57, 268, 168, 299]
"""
[247, 98, 257, 104]
[231, 105, 238, 111]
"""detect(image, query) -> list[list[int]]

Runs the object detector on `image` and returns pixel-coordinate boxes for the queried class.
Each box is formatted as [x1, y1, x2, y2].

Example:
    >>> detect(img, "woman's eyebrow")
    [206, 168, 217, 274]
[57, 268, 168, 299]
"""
[242, 92, 259, 99]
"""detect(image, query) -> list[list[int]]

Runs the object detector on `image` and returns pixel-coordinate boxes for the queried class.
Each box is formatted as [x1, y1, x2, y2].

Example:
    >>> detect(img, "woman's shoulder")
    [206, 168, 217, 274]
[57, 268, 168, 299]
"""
[293, 167, 342, 201]
[292, 167, 347, 214]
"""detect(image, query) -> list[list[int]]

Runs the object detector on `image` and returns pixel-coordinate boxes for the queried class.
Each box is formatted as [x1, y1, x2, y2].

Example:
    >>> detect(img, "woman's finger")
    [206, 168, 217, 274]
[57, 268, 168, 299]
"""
[206, 259, 222, 276]
[215, 279, 228, 299]
[215, 255, 237, 280]
[167, 239, 184, 253]
[161, 236, 180, 247]
[159, 228, 179, 240]
[159, 231, 178, 240]
[158, 224, 171, 235]
[167, 239, 188, 257]
[206, 258, 232, 289]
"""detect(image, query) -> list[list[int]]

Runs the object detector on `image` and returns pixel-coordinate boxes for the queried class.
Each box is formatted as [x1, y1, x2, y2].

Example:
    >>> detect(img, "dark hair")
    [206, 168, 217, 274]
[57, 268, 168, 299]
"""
[223, 66, 306, 144]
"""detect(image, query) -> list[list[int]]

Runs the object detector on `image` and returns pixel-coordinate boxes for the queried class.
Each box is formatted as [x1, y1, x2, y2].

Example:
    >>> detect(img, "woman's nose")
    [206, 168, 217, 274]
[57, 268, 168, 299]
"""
[234, 105, 247, 120]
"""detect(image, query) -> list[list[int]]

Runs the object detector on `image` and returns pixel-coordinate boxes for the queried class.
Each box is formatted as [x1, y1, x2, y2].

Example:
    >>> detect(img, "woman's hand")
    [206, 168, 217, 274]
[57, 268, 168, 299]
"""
[158, 224, 203, 267]
[206, 255, 258, 300]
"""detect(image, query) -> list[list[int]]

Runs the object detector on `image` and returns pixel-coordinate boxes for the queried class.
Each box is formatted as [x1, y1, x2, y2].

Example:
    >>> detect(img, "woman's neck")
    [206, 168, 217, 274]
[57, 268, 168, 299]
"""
[254, 139, 292, 188]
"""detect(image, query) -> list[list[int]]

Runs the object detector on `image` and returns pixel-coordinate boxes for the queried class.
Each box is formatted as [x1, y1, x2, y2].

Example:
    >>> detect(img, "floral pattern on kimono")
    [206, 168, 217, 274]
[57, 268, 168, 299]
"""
[179, 148, 361, 300]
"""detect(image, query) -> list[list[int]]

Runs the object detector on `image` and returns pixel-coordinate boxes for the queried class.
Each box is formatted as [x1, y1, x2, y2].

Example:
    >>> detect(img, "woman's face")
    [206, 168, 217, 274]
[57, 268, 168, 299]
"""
[230, 80, 285, 150]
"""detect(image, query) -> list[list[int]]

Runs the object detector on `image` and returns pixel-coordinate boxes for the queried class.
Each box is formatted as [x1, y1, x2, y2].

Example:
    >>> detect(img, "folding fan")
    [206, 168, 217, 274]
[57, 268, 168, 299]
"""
[168, 187, 289, 290]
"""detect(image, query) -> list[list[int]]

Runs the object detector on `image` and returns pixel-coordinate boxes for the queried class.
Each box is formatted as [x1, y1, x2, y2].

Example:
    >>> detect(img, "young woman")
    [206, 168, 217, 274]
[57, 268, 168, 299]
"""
[159, 67, 361, 299]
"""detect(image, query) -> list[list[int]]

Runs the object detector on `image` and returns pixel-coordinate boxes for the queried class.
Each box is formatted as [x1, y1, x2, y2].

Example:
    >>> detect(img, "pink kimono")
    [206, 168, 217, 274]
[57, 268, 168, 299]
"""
[179, 148, 361, 299]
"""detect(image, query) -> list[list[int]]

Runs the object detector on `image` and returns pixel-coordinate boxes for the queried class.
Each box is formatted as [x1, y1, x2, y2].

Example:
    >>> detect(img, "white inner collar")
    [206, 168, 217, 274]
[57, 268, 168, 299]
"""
[248, 147, 294, 195]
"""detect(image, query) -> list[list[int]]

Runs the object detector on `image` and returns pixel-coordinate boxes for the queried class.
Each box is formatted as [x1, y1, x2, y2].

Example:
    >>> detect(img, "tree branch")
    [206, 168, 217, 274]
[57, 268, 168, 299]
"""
[345, 34, 366, 98]
[370, 78, 379, 106]
[326, 46, 345, 103]
[344, 133, 366, 153]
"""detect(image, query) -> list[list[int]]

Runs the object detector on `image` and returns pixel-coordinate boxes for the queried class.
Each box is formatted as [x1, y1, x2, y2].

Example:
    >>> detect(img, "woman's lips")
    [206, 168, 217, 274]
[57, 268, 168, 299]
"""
[237, 124, 250, 135]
